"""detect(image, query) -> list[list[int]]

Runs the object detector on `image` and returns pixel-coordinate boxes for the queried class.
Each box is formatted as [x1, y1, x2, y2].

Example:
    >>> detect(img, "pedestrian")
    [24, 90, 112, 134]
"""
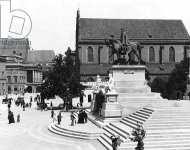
[83, 110, 88, 123]
[17, 114, 20, 123]
[71, 112, 74, 126]
[79, 91, 85, 107]
[51, 109, 54, 119]
[23, 103, 25, 111]
[57, 111, 62, 125]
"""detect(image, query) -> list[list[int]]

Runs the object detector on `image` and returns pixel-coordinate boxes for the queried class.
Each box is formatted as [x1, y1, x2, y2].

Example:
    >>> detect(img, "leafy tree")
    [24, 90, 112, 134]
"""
[40, 47, 83, 103]
[166, 58, 189, 99]
[151, 77, 167, 98]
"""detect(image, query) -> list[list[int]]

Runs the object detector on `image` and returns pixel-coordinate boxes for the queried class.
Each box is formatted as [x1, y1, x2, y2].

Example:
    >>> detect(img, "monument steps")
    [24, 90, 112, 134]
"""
[48, 123, 101, 140]
[124, 116, 144, 124]
[145, 136, 190, 141]
[119, 142, 190, 150]
[104, 125, 128, 140]
[109, 123, 131, 136]
[145, 124, 190, 128]
[98, 107, 153, 150]
[128, 114, 146, 122]
[132, 112, 149, 119]
[136, 110, 151, 116]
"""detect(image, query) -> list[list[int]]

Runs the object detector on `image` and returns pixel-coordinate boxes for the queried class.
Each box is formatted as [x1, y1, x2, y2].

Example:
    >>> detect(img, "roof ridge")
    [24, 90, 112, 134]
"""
[80, 18, 182, 21]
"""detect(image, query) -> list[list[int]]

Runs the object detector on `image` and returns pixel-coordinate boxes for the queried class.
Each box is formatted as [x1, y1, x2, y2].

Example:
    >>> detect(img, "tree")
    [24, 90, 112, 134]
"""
[166, 58, 189, 99]
[40, 47, 83, 104]
[151, 77, 167, 98]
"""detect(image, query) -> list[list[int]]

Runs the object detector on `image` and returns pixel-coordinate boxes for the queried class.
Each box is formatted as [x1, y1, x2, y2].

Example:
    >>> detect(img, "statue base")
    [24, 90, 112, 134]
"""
[100, 92, 122, 122]
[110, 65, 165, 109]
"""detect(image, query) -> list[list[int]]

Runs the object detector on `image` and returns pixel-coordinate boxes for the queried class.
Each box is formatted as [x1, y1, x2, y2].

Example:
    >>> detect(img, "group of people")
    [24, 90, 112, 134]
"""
[77, 109, 88, 124]
[70, 109, 88, 126]
[51, 110, 62, 125]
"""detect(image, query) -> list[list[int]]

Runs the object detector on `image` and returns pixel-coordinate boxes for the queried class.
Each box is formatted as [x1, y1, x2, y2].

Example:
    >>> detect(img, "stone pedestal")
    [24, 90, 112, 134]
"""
[101, 92, 122, 119]
[111, 65, 150, 93]
[109, 65, 164, 109]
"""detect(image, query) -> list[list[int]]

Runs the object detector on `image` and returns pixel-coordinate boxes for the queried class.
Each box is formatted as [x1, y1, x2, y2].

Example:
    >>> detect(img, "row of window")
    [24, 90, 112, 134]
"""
[149, 46, 175, 63]
[85, 46, 176, 63]
[7, 76, 26, 83]
[8, 86, 24, 94]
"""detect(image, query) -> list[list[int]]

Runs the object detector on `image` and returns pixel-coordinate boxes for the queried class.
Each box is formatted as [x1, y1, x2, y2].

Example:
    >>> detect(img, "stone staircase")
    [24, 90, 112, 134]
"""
[48, 111, 103, 140]
[118, 104, 190, 150]
[48, 123, 102, 140]
[97, 107, 154, 150]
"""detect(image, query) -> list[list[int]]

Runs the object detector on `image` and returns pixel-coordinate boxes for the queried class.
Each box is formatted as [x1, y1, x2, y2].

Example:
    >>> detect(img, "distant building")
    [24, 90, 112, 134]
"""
[0, 38, 55, 95]
[75, 11, 190, 82]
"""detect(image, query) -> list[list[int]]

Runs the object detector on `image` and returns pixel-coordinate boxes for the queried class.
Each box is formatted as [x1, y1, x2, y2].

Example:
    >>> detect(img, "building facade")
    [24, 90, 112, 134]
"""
[0, 38, 55, 95]
[75, 12, 190, 83]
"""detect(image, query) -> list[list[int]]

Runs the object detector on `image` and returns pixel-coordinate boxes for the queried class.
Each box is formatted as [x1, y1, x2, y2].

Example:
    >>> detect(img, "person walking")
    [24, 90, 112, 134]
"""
[79, 91, 85, 107]
[70, 112, 75, 126]
[51, 110, 54, 119]
[17, 114, 20, 123]
[57, 111, 62, 125]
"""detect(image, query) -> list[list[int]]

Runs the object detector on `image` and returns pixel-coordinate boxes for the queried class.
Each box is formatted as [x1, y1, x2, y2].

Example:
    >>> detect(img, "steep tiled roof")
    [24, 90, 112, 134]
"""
[26, 50, 55, 64]
[79, 18, 190, 41]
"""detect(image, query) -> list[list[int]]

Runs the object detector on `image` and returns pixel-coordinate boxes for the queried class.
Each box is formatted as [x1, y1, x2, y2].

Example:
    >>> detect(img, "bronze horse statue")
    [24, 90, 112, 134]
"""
[105, 34, 142, 65]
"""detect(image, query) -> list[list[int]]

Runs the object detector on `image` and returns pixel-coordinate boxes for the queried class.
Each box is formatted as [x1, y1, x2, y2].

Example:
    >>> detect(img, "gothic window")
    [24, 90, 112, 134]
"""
[87, 46, 94, 62]
[149, 47, 155, 62]
[169, 47, 175, 62]
[98, 46, 103, 64]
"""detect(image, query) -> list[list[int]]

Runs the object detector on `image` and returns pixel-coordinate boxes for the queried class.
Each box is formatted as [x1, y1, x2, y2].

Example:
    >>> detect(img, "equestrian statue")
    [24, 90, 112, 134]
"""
[105, 28, 144, 65]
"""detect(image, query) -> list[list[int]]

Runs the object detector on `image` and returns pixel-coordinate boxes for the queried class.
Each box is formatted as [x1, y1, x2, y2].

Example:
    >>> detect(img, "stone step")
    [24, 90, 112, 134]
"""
[122, 117, 142, 128]
[146, 121, 190, 125]
[145, 136, 190, 141]
[146, 119, 190, 122]
[136, 110, 151, 117]
[97, 135, 112, 150]
[123, 116, 143, 125]
[146, 129, 190, 134]
[129, 114, 146, 122]
[120, 142, 190, 150]
[142, 107, 154, 112]
[120, 120, 137, 129]
[132, 112, 149, 119]
[145, 123, 190, 127]
[110, 122, 132, 135]
[145, 126, 190, 130]
[48, 123, 100, 140]
[105, 125, 127, 140]
[139, 109, 154, 115]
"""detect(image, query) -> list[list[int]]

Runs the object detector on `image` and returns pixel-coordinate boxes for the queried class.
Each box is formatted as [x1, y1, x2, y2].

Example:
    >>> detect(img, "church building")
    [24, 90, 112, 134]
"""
[75, 11, 190, 83]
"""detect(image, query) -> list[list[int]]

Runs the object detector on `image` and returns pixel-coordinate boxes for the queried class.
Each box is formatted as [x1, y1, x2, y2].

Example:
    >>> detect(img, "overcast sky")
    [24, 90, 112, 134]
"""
[2, 0, 190, 54]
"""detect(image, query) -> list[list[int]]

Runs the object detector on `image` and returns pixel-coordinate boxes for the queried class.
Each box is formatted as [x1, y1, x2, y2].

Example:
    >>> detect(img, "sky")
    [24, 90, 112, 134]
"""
[1, 0, 190, 54]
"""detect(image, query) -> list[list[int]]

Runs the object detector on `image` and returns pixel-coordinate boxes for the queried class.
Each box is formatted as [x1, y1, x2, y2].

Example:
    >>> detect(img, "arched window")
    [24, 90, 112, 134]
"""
[149, 47, 155, 62]
[87, 46, 94, 62]
[169, 47, 175, 62]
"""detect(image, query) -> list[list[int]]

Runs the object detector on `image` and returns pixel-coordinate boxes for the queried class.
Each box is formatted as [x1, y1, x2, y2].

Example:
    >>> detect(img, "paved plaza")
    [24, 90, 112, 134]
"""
[0, 101, 105, 150]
